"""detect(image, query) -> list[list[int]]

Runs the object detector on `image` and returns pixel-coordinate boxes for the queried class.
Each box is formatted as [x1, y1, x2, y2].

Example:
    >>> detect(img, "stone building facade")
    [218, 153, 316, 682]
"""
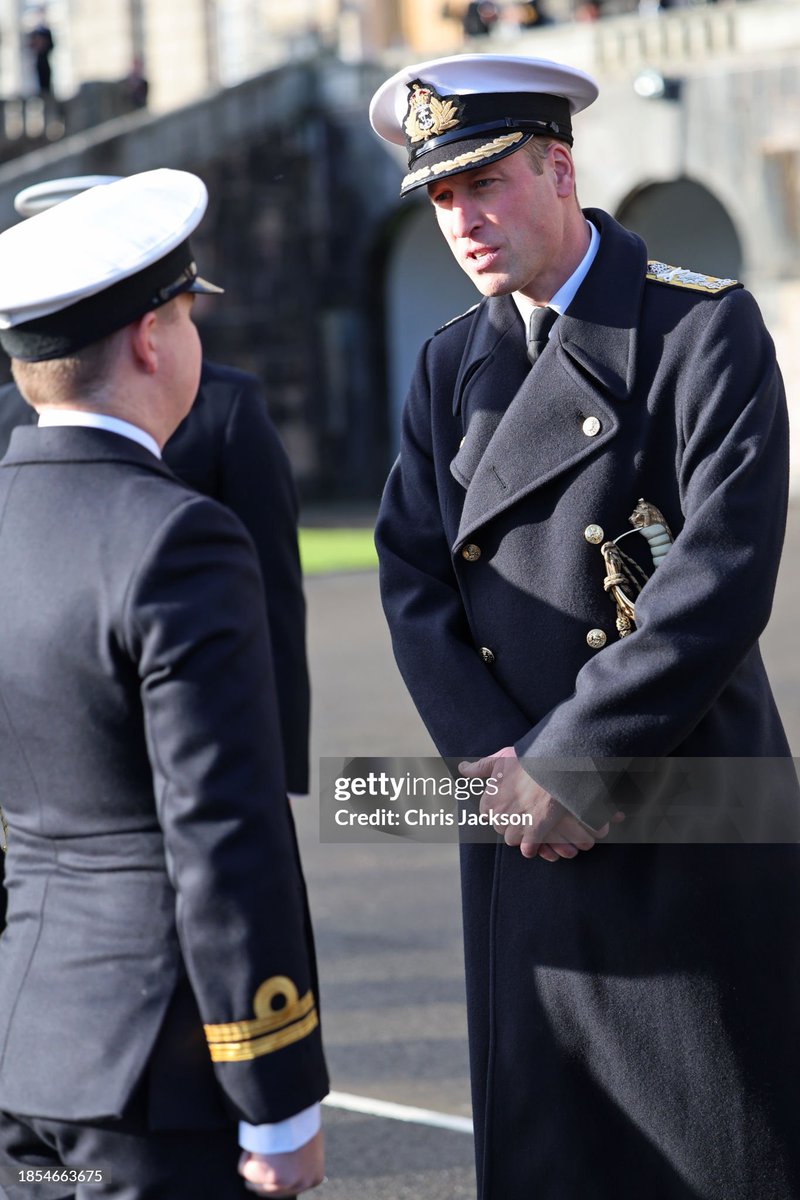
[0, 6, 799, 497]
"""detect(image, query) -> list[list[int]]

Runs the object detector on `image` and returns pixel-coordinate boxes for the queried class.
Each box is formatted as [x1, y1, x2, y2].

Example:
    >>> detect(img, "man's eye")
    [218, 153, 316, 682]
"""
[474, 177, 496, 189]
[430, 191, 451, 206]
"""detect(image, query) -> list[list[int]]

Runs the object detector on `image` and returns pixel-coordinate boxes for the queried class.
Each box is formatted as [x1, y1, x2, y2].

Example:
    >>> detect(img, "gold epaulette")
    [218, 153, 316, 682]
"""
[646, 260, 739, 294]
[204, 975, 319, 1064]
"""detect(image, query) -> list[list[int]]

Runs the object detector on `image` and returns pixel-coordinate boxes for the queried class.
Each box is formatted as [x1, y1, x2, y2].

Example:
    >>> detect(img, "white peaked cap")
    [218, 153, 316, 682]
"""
[0, 168, 215, 330]
[369, 54, 598, 195]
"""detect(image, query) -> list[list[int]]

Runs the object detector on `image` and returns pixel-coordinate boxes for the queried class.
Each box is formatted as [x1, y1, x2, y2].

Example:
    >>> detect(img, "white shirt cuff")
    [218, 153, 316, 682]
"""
[239, 1102, 321, 1154]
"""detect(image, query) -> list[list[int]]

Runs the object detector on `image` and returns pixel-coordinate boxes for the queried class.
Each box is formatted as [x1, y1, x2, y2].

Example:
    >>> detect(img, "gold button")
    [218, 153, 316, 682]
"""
[479, 647, 495, 664]
[582, 416, 601, 437]
[587, 628, 607, 650]
[461, 543, 481, 562]
[584, 524, 604, 545]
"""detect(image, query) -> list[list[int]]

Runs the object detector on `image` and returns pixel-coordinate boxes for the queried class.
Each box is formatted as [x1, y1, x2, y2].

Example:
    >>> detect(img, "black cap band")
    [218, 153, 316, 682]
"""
[0, 239, 196, 362]
[405, 90, 573, 166]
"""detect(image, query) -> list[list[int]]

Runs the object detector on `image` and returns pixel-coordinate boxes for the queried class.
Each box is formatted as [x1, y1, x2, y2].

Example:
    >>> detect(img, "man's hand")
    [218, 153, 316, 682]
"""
[459, 748, 612, 861]
[239, 1129, 324, 1196]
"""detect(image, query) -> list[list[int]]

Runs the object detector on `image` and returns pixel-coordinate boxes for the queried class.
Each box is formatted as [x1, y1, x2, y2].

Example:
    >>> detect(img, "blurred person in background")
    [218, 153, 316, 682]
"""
[27, 10, 54, 96]
[462, 0, 500, 37]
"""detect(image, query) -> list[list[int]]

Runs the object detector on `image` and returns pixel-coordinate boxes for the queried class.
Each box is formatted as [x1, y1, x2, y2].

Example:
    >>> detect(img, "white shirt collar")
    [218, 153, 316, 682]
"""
[512, 219, 600, 327]
[37, 409, 162, 459]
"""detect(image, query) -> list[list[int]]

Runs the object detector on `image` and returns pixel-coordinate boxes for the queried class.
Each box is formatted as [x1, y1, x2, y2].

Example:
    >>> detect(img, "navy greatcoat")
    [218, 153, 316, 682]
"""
[0, 427, 328, 1135]
[376, 209, 800, 1198]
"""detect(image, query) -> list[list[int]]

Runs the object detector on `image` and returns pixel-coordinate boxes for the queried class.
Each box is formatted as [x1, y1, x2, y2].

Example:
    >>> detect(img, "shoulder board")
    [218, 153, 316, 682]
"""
[646, 260, 740, 295]
[434, 303, 479, 335]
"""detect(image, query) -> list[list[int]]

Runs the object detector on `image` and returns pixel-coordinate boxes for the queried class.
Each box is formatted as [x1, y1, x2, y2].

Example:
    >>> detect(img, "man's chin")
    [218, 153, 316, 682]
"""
[465, 274, 515, 298]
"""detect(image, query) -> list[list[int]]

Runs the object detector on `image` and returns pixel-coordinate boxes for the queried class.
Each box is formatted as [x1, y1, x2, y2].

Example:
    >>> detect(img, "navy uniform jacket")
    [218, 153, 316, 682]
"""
[0, 426, 328, 1126]
[0, 359, 309, 794]
[0, 363, 309, 936]
[376, 209, 800, 1198]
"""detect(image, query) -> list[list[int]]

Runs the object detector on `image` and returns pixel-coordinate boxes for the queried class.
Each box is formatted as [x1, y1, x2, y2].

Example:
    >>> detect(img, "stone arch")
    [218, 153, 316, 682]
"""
[615, 178, 744, 280]
[384, 201, 479, 453]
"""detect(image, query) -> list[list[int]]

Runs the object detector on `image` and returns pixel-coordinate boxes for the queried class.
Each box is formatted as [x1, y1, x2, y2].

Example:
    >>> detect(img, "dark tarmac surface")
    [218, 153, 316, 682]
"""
[294, 505, 800, 1200]
[295, 567, 474, 1199]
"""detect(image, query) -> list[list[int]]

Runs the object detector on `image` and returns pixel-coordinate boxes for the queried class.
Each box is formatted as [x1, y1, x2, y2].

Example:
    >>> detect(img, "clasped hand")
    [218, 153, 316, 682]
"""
[459, 748, 616, 862]
[239, 1129, 324, 1196]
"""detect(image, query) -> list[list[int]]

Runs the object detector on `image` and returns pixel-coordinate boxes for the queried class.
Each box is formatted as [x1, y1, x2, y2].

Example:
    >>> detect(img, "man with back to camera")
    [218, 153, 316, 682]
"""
[370, 53, 800, 1198]
[0, 173, 311, 944]
[0, 172, 311, 796]
[0, 169, 327, 1199]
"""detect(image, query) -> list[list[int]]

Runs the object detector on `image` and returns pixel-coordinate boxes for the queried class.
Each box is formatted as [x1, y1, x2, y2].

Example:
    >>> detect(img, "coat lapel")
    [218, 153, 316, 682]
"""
[453, 210, 648, 548]
[449, 296, 528, 488]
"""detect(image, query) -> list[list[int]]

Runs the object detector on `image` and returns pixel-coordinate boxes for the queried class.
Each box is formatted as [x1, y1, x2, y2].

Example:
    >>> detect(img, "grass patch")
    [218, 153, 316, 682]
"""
[299, 527, 378, 575]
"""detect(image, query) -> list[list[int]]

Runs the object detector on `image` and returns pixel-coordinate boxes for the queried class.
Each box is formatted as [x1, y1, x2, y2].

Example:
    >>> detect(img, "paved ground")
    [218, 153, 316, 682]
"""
[294, 567, 474, 1199]
[294, 504, 800, 1199]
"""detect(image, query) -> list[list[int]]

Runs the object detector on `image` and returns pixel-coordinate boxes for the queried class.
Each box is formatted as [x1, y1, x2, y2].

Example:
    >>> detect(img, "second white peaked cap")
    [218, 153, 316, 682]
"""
[369, 53, 599, 195]
[0, 169, 219, 335]
[14, 174, 122, 217]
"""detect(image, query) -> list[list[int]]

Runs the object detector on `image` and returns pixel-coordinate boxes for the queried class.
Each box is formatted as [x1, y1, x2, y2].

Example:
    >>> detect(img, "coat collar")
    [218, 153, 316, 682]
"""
[556, 208, 645, 401]
[450, 209, 648, 546]
[1, 423, 176, 480]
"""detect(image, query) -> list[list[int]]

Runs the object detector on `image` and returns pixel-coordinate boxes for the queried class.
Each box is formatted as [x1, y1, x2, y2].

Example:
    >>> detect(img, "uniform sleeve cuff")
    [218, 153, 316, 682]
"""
[238, 1103, 321, 1154]
[514, 751, 621, 831]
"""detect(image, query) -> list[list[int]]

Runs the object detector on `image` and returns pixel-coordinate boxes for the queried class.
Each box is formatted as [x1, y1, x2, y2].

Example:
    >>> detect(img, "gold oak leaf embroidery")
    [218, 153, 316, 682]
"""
[404, 84, 461, 144]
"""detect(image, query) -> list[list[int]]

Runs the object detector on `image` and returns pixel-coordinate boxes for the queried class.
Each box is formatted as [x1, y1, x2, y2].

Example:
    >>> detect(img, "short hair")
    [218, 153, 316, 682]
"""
[522, 136, 561, 174]
[10, 301, 178, 410]
[521, 136, 581, 207]
[11, 327, 126, 410]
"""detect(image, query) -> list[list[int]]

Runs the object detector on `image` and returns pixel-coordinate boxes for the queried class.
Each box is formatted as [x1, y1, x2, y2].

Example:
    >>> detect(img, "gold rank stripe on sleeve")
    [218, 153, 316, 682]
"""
[204, 975, 319, 1063]
[205, 1008, 320, 1063]
[645, 261, 739, 294]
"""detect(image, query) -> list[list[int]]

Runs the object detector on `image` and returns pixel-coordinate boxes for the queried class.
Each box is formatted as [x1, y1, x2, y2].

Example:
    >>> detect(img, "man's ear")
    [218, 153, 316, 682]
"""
[551, 144, 576, 197]
[129, 310, 159, 375]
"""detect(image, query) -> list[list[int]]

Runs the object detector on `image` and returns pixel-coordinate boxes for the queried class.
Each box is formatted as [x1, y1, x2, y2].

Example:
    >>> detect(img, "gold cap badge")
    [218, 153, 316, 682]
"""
[403, 80, 462, 146]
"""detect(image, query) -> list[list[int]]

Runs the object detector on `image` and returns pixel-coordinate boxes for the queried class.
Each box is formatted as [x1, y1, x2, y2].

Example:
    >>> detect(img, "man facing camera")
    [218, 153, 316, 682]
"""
[0, 170, 327, 1199]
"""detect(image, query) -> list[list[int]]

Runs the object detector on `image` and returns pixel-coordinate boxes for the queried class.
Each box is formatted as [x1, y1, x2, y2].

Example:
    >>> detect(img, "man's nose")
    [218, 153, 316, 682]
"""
[450, 199, 481, 240]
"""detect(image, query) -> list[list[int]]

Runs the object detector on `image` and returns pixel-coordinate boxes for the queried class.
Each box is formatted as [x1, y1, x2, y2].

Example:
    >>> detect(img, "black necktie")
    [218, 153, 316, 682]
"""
[527, 306, 557, 366]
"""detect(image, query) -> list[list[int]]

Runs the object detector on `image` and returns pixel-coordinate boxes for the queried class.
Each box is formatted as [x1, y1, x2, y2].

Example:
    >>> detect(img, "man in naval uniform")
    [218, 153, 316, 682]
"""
[0, 175, 310, 948]
[0, 170, 327, 1198]
[0, 173, 310, 796]
[370, 54, 800, 1199]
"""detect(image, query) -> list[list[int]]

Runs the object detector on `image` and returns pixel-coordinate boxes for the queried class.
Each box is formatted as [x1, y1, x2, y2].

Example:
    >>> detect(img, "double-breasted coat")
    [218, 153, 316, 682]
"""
[376, 209, 800, 1198]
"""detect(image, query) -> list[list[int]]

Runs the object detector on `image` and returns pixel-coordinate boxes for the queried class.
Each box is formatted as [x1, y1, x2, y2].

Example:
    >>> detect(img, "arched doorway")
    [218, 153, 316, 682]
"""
[385, 202, 479, 453]
[616, 179, 743, 280]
